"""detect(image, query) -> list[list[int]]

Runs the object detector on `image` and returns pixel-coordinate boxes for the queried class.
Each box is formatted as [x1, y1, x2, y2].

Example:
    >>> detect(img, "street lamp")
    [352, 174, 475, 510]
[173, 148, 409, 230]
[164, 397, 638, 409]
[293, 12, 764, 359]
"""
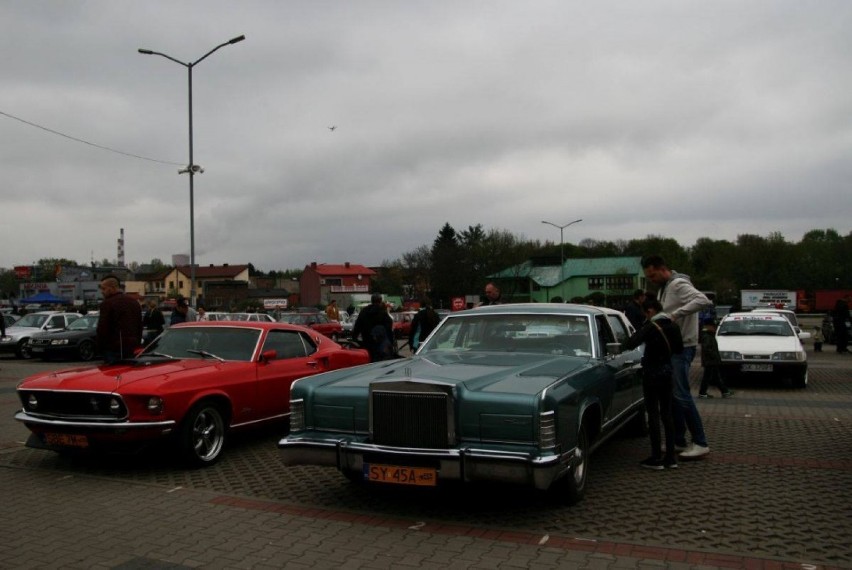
[138, 34, 246, 307]
[541, 219, 583, 287]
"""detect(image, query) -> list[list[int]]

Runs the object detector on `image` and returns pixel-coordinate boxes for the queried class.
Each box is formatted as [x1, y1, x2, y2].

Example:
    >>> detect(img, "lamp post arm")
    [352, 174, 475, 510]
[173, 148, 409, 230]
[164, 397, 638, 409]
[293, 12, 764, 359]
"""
[137, 49, 189, 68]
[193, 35, 246, 67]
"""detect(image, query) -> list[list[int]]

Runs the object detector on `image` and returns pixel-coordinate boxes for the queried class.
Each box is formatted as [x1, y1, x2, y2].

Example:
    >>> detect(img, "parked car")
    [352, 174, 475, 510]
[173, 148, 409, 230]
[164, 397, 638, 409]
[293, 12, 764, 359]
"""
[3, 313, 20, 329]
[750, 308, 802, 334]
[28, 313, 101, 361]
[279, 303, 644, 505]
[278, 312, 343, 341]
[340, 312, 355, 338]
[0, 311, 81, 359]
[228, 312, 277, 323]
[391, 311, 417, 338]
[716, 312, 809, 388]
[15, 321, 371, 466]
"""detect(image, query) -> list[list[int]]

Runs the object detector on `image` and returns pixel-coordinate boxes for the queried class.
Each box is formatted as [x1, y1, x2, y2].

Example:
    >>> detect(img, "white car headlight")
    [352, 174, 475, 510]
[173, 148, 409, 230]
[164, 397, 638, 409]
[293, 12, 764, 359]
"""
[772, 351, 804, 361]
[719, 351, 742, 360]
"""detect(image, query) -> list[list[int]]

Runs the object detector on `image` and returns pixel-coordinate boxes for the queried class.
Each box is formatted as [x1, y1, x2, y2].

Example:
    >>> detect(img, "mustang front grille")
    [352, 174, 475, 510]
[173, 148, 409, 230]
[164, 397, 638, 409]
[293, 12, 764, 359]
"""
[18, 390, 128, 421]
[370, 382, 455, 448]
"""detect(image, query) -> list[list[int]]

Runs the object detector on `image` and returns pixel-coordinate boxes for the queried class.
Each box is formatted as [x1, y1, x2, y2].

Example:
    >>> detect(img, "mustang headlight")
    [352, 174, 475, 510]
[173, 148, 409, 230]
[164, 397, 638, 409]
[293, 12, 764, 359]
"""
[146, 397, 164, 414]
[27, 393, 38, 410]
[109, 398, 122, 415]
[772, 351, 804, 362]
[719, 351, 742, 360]
[50, 339, 70, 346]
[290, 399, 305, 432]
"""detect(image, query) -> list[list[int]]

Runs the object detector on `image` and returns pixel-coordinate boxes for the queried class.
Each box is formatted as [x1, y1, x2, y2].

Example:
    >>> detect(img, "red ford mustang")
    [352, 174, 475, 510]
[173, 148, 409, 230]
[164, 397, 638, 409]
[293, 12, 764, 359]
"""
[15, 321, 370, 466]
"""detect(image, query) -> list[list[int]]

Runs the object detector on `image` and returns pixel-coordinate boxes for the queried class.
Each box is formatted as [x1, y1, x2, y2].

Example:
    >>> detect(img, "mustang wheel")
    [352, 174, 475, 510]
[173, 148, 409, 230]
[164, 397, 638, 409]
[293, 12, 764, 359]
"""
[554, 423, 589, 506]
[78, 340, 96, 361]
[179, 402, 227, 467]
[16, 339, 32, 360]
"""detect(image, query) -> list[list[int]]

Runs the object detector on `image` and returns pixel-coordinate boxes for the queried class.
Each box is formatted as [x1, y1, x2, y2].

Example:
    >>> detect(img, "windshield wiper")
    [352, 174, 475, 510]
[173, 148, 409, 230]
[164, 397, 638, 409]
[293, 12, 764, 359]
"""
[186, 349, 225, 362]
[139, 351, 177, 359]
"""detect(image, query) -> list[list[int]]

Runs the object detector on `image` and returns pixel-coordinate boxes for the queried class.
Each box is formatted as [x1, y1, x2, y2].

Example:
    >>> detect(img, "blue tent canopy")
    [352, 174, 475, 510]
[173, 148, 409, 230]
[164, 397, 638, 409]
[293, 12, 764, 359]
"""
[19, 291, 72, 305]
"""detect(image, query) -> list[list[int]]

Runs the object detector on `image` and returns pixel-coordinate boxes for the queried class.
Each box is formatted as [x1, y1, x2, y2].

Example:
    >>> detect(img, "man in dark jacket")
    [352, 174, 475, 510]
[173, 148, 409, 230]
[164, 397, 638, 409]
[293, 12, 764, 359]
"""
[409, 298, 440, 351]
[96, 275, 143, 364]
[621, 298, 684, 470]
[352, 294, 395, 362]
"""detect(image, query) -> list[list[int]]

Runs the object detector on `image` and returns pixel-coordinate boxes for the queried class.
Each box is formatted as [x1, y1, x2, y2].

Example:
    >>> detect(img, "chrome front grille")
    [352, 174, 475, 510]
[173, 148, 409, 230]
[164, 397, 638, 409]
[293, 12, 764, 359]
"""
[18, 390, 128, 421]
[370, 382, 454, 448]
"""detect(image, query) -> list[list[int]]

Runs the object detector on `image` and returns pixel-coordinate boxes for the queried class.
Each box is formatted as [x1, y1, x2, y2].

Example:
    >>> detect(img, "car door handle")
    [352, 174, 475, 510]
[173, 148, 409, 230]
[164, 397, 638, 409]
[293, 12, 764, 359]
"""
[307, 360, 319, 367]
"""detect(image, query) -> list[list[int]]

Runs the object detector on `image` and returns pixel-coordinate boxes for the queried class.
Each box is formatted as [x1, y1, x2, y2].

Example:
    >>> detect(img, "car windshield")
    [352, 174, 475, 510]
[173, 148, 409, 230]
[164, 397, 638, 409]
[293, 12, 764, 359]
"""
[141, 326, 262, 361]
[718, 317, 794, 337]
[67, 315, 98, 330]
[14, 314, 49, 328]
[420, 313, 593, 356]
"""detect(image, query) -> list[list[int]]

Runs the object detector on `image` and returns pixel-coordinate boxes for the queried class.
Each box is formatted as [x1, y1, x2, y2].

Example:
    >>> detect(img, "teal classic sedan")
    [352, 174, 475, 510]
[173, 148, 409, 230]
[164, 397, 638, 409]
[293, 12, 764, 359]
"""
[279, 303, 645, 505]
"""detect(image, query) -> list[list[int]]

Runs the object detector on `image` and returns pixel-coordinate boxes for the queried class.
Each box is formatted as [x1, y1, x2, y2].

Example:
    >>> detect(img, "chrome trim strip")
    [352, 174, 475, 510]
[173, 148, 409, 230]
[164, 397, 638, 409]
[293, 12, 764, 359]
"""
[230, 412, 289, 429]
[14, 411, 175, 430]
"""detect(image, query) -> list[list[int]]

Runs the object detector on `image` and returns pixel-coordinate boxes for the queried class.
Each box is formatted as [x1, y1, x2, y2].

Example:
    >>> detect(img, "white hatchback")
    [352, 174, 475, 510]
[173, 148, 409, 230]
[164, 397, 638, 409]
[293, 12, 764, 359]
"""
[716, 312, 808, 388]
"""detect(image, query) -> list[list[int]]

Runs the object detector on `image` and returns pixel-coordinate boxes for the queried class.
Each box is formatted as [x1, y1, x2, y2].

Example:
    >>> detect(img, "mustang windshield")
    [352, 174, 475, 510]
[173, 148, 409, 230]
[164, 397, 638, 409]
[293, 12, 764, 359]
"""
[142, 327, 262, 361]
[420, 313, 592, 356]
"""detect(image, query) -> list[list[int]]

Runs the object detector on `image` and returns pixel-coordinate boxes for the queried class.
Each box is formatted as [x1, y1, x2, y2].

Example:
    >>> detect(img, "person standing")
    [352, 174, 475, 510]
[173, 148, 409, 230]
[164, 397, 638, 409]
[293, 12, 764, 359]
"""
[479, 282, 505, 306]
[623, 289, 647, 330]
[170, 297, 197, 325]
[409, 298, 441, 351]
[832, 298, 850, 353]
[621, 298, 683, 470]
[698, 319, 733, 398]
[352, 294, 395, 362]
[641, 255, 713, 459]
[325, 299, 340, 321]
[96, 275, 143, 364]
[813, 326, 824, 353]
[142, 300, 165, 345]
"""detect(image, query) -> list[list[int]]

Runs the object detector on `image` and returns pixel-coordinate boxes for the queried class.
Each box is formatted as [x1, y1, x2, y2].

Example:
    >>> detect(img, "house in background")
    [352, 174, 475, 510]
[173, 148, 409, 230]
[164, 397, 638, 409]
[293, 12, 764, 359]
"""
[299, 262, 376, 308]
[489, 256, 644, 307]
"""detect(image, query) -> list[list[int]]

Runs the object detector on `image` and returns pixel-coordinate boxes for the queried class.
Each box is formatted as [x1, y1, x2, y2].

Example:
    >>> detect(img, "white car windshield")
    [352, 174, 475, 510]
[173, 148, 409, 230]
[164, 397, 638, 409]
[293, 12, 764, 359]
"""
[142, 327, 262, 361]
[421, 313, 592, 356]
[718, 317, 793, 337]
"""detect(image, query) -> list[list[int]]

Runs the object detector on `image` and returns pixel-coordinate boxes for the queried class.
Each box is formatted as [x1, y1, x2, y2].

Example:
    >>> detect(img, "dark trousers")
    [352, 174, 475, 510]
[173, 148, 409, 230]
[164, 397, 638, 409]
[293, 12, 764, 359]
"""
[699, 365, 729, 395]
[643, 367, 675, 461]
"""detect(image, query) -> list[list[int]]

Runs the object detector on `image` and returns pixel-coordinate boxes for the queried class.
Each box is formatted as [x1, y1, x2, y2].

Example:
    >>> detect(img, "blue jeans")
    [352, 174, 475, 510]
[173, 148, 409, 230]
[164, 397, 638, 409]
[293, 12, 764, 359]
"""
[671, 347, 708, 448]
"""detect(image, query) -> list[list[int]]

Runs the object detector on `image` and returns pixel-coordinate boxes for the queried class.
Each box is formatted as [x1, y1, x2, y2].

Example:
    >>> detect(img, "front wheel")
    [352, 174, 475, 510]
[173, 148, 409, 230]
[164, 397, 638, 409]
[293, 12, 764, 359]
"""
[178, 402, 227, 467]
[16, 339, 32, 359]
[78, 340, 96, 361]
[552, 423, 589, 506]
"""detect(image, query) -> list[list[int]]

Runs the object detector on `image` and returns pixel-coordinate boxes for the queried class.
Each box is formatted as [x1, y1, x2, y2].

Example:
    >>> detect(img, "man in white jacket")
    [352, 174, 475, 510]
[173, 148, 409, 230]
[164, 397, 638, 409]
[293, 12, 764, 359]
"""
[642, 255, 714, 459]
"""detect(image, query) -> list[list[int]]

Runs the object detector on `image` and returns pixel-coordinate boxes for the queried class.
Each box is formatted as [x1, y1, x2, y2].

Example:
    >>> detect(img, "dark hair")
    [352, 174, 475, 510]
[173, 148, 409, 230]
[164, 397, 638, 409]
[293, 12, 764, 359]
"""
[633, 289, 645, 299]
[642, 298, 663, 313]
[640, 255, 666, 269]
[371, 293, 383, 304]
[101, 274, 121, 288]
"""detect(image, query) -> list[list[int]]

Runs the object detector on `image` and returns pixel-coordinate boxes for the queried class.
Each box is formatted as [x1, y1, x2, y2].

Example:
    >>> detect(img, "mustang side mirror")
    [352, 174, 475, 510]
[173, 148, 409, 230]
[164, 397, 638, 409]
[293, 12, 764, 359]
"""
[260, 349, 277, 363]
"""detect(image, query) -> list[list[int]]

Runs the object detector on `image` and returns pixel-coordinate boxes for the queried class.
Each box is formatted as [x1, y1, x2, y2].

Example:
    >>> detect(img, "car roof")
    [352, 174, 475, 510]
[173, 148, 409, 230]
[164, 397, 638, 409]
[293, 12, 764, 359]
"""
[462, 303, 617, 317]
[722, 312, 789, 322]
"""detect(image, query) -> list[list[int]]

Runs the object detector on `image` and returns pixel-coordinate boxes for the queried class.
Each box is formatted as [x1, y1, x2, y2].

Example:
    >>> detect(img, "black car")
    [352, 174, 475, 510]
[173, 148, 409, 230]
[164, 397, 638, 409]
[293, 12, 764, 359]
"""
[28, 314, 100, 361]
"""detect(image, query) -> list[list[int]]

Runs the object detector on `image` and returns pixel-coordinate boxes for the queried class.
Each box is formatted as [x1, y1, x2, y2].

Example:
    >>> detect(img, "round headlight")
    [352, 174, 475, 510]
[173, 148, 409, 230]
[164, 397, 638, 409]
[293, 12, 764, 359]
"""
[146, 397, 164, 414]
[109, 398, 121, 414]
[27, 394, 38, 410]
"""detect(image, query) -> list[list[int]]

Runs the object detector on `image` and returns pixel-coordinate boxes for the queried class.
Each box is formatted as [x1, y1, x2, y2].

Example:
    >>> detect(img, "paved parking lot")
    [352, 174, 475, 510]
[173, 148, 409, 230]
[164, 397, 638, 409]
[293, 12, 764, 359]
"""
[0, 348, 850, 569]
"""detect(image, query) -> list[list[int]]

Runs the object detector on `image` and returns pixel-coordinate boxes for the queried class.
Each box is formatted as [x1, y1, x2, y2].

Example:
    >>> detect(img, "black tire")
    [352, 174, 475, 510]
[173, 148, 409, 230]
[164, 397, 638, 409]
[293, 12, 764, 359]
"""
[16, 339, 32, 360]
[553, 423, 589, 506]
[78, 340, 96, 362]
[792, 369, 808, 389]
[178, 401, 227, 467]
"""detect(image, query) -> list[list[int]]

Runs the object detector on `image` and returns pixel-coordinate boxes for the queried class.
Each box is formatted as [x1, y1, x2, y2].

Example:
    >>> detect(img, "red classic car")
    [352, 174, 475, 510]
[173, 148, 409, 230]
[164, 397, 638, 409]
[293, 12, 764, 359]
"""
[15, 321, 370, 466]
[391, 311, 418, 339]
[278, 312, 343, 341]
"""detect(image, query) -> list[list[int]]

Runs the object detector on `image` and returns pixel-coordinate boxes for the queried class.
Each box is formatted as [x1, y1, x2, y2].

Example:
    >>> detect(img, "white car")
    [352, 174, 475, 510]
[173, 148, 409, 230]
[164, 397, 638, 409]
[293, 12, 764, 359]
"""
[750, 308, 803, 334]
[0, 311, 82, 359]
[716, 312, 808, 388]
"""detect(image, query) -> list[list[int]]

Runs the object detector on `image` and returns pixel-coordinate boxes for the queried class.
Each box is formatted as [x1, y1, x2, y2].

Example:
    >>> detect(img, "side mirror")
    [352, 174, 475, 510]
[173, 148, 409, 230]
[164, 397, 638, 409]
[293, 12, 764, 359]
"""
[606, 342, 623, 356]
[260, 349, 277, 362]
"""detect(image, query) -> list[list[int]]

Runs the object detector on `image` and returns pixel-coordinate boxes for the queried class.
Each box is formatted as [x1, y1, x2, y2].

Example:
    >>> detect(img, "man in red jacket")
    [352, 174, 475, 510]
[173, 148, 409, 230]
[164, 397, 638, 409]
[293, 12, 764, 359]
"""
[96, 275, 143, 364]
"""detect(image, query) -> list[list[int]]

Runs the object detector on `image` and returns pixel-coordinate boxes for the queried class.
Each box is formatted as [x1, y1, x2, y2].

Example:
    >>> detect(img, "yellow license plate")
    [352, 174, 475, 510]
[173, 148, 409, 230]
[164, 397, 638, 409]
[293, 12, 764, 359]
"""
[364, 463, 437, 486]
[44, 433, 89, 448]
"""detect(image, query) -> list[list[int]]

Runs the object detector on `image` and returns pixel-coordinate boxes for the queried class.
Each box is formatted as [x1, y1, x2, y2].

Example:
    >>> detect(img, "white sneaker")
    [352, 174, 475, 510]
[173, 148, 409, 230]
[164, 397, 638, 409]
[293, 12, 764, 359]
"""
[679, 443, 710, 459]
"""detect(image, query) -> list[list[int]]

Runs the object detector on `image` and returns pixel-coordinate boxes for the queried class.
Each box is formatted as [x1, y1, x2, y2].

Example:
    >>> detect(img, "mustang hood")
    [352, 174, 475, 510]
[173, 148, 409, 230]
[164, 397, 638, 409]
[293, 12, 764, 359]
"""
[303, 351, 591, 396]
[18, 359, 226, 394]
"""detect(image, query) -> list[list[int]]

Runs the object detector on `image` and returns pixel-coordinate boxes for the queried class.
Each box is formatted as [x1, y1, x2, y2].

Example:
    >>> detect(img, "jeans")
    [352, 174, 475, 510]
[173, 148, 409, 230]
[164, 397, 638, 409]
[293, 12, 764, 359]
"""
[671, 347, 708, 448]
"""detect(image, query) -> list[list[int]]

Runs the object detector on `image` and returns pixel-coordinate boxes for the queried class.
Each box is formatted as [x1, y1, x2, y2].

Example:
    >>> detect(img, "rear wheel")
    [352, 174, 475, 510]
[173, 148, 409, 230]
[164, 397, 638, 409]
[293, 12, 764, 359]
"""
[178, 401, 227, 467]
[78, 340, 96, 361]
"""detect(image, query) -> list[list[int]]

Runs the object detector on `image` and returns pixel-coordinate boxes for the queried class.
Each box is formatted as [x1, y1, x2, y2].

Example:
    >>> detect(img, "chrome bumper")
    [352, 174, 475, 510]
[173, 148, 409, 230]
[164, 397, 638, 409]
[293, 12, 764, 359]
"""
[279, 434, 574, 490]
[15, 411, 176, 431]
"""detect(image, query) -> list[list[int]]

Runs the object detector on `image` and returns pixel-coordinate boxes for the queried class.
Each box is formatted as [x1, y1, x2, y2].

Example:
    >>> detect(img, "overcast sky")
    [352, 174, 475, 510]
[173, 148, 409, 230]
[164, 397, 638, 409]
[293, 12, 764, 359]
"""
[2, 1, 851, 272]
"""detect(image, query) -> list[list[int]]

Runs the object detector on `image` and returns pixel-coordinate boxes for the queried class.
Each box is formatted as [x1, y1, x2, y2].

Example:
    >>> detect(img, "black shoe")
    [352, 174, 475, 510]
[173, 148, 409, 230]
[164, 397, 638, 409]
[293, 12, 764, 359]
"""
[722, 391, 734, 398]
[640, 457, 665, 470]
[663, 458, 679, 469]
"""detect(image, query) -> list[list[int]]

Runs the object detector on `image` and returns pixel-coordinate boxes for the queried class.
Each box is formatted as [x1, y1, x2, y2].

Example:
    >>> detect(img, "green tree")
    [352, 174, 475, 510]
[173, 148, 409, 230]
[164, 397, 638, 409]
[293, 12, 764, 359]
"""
[430, 223, 462, 307]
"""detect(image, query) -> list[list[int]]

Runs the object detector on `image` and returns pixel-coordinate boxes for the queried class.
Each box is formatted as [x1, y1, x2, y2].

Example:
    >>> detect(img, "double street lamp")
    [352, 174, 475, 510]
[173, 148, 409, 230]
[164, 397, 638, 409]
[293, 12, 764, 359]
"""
[542, 218, 583, 288]
[138, 34, 246, 307]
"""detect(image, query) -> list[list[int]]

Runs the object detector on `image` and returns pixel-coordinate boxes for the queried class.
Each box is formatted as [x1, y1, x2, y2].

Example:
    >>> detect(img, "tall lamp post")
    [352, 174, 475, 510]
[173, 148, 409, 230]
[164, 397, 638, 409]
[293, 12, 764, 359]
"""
[138, 35, 246, 308]
[542, 219, 583, 297]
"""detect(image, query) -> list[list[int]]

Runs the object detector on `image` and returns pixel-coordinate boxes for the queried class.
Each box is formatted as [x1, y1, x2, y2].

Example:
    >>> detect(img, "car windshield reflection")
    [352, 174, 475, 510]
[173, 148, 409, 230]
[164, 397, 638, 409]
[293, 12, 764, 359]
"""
[420, 313, 593, 356]
[67, 315, 98, 330]
[142, 327, 261, 361]
[718, 319, 793, 337]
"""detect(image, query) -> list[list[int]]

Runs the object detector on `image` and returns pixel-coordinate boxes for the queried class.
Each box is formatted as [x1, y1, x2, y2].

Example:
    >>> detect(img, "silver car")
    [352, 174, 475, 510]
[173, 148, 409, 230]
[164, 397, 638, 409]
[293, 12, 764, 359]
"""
[0, 311, 82, 359]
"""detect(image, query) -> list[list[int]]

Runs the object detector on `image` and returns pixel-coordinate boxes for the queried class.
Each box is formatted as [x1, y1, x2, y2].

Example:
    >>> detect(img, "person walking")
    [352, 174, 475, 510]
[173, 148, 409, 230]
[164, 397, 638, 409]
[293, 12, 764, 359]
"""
[698, 319, 733, 398]
[813, 326, 824, 353]
[142, 300, 165, 345]
[832, 298, 850, 354]
[409, 298, 441, 351]
[621, 298, 683, 470]
[325, 299, 340, 321]
[96, 275, 143, 364]
[642, 255, 713, 460]
[352, 294, 395, 362]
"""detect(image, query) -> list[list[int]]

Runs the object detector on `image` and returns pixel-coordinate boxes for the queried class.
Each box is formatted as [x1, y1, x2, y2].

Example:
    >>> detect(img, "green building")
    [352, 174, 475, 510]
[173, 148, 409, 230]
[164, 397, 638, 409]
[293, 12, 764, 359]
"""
[489, 256, 645, 307]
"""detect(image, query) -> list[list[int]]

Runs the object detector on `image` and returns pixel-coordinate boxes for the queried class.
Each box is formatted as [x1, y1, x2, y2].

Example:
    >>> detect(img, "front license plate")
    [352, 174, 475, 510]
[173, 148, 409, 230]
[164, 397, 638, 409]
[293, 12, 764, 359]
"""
[742, 363, 773, 372]
[43, 433, 89, 448]
[364, 463, 437, 486]
[30, 347, 44, 353]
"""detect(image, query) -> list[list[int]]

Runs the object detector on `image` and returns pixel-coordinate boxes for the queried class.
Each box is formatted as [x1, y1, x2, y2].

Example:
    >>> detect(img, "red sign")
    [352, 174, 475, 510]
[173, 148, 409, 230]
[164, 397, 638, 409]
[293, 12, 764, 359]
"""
[451, 297, 465, 311]
[14, 266, 31, 279]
